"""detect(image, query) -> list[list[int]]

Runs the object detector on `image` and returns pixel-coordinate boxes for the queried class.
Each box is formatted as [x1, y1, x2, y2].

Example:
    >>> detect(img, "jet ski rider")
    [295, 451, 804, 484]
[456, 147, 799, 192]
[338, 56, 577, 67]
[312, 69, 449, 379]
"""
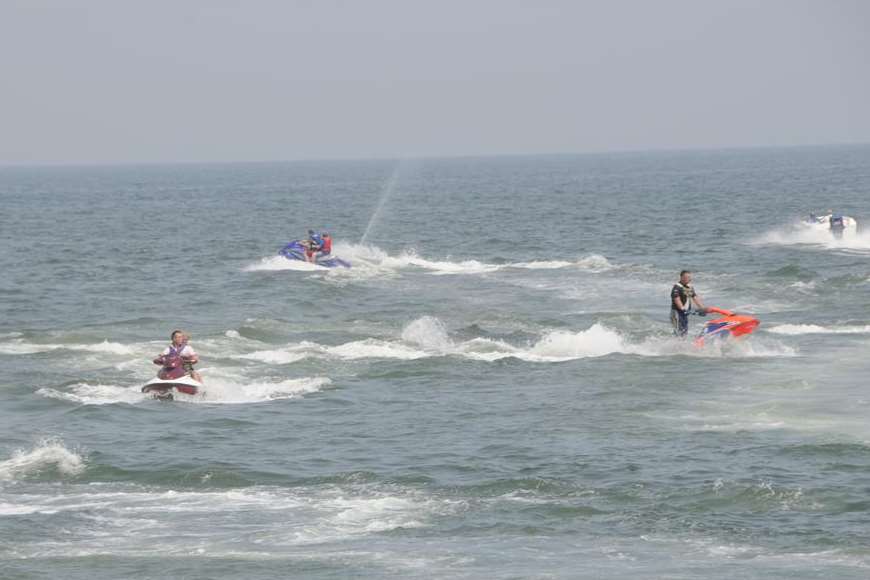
[303, 229, 323, 262]
[156, 330, 202, 383]
[303, 230, 333, 262]
[671, 270, 707, 337]
[318, 232, 332, 257]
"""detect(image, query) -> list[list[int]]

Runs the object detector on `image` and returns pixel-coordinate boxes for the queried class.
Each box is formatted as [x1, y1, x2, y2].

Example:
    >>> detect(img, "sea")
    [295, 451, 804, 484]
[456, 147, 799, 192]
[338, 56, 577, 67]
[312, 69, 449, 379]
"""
[1, 144, 870, 579]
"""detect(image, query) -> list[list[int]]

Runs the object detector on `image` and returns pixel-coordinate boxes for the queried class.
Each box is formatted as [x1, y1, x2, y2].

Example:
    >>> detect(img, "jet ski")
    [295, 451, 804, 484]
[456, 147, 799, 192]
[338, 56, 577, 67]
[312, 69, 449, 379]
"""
[801, 213, 858, 238]
[141, 355, 202, 401]
[694, 307, 760, 348]
[279, 240, 351, 268]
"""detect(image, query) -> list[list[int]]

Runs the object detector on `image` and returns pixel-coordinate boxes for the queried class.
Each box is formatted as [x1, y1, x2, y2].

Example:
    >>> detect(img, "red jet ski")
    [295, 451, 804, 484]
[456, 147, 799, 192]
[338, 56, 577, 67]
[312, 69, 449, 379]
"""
[694, 307, 760, 348]
[141, 355, 202, 400]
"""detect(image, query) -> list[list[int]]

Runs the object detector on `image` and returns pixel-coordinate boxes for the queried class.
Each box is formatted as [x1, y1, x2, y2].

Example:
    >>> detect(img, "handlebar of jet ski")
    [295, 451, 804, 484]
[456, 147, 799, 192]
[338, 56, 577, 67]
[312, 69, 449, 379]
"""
[704, 306, 735, 317]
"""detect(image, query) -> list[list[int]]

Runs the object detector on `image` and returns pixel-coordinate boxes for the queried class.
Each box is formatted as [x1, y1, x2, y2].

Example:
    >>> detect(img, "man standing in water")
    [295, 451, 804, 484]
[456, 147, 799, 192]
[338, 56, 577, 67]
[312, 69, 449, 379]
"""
[671, 270, 706, 337]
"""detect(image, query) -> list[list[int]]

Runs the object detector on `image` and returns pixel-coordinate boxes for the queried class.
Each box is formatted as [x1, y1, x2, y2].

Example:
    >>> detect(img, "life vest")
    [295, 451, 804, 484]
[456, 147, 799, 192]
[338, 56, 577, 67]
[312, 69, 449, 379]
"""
[321, 235, 332, 254]
[672, 283, 695, 312]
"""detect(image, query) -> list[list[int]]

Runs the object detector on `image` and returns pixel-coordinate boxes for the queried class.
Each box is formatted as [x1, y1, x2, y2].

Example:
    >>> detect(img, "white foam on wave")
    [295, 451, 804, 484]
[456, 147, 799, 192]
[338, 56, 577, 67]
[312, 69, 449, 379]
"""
[639, 533, 870, 569]
[245, 241, 615, 278]
[0, 484, 451, 555]
[236, 349, 310, 364]
[510, 254, 614, 272]
[326, 339, 431, 360]
[37, 383, 149, 405]
[0, 339, 134, 356]
[767, 324, 870, 335]
[400, 316, 453, 350]
[379, 248, 614, 276]
[37, 376, 331, 406]
[244, 255, 328, 272]
[236, 316, 796, 365]
[199, 376, 331, 404]
[0, 439, 85, 482]
[754, 224, 870, 253]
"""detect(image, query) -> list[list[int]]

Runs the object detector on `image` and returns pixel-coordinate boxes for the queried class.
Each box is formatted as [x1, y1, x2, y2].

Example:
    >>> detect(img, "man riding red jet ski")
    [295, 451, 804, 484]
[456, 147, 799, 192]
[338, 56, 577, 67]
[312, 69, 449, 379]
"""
[141, 330, 203, 400]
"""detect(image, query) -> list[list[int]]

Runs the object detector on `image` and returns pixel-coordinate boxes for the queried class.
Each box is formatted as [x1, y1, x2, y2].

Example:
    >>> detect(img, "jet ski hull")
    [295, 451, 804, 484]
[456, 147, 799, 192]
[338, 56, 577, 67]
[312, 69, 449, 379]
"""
[695, 314, 760, 347]
[278, 241, 351, 268]
[141, 376, 202, 400]
[801, 214, 859, 237]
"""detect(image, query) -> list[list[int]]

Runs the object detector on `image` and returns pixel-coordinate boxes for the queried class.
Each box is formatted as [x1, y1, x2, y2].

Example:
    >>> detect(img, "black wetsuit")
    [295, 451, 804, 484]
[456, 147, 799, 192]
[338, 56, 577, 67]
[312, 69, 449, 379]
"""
[670, 283, 696, 337]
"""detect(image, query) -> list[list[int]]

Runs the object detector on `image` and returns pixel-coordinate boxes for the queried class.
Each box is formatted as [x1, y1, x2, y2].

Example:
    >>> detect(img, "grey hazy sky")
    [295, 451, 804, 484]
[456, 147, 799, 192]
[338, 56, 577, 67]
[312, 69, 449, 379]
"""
[1, 0, 868, 164]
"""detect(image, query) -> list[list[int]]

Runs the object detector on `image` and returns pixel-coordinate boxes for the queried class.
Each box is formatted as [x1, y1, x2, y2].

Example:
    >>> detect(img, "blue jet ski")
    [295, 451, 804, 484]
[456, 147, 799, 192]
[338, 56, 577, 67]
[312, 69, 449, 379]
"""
[278, 240, 351, 268]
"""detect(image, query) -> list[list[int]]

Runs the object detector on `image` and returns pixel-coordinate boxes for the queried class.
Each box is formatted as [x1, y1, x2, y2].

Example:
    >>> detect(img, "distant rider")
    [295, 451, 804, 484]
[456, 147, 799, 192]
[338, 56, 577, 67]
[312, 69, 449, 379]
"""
[318, 232, 333, 257]
[154, 330, 203, 383]
[671, 270, 707, 337]
[829, 215, 846, 238]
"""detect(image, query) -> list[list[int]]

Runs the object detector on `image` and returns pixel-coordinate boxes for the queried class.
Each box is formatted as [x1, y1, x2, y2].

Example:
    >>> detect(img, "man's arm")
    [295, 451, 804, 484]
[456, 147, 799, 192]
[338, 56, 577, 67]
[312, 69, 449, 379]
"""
[693, 294, 706, 310]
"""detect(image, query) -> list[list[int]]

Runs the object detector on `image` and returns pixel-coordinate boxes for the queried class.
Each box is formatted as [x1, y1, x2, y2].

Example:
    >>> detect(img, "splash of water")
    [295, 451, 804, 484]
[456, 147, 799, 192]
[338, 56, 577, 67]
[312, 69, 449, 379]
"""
[0, 439, 86, 481]
[360, 161, 405, 245]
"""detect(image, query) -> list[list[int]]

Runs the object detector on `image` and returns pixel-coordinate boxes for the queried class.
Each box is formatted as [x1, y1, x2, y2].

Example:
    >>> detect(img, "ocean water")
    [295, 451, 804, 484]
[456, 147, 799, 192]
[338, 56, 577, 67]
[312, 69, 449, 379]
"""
[1, 145, 870, 579]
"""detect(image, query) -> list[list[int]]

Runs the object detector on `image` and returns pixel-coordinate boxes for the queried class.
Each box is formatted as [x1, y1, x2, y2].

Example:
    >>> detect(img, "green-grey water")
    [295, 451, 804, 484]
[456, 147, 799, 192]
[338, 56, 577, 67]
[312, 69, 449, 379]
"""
[2, 145, 870, 579]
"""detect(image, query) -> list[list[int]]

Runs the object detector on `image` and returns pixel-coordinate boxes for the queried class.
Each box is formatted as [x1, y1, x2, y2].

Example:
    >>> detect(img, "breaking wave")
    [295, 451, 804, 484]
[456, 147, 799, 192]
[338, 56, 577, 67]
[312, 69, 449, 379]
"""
[235, 316, 796, 364]
[0, 439, 86, 482]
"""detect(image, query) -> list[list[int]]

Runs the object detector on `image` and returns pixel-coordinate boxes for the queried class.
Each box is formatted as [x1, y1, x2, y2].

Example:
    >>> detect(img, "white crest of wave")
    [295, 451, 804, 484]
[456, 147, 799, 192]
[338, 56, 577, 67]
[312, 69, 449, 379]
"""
[0, 439, 86, 481]
[37, 383, 148, 405]
[236, 349, 311, 364]
[400, 316, 453, 350]
[78, 340, 136, 355]
[199, 376, 331, 403]
[524, 324, 631, 361]
[767, 324, 870, 335]
[510, 254, 614, 272]
[38, 376, 331, 405]
[0, 339, 134, 356]
[327, 339, 429, 360]
[248, 317, 797, 363]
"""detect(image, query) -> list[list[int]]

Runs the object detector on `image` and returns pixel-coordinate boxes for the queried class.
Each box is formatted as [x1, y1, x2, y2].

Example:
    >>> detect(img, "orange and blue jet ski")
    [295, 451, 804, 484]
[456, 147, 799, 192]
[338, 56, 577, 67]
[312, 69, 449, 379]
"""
[694, 307, 760, 348]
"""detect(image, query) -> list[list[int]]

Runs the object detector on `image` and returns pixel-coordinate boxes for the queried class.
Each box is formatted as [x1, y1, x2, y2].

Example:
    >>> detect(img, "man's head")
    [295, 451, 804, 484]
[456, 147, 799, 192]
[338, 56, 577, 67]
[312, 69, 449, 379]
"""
[679, 270, 692, 285]
[171, 330, 185, 346]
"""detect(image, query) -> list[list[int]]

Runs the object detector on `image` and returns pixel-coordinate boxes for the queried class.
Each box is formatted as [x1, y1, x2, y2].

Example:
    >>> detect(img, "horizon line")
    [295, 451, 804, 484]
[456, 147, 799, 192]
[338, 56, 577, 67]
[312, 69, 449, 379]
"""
[1, 140, 868, 170]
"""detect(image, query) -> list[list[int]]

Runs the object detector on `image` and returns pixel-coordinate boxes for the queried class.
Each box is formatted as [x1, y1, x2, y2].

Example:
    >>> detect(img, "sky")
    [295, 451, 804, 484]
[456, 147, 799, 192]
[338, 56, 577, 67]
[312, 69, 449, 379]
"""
[1, 0, 868, 164]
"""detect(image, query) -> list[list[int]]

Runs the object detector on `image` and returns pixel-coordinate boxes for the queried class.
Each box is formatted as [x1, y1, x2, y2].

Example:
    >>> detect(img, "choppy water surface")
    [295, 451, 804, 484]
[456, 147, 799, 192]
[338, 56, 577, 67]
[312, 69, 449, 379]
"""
[2, 146, 870, 579]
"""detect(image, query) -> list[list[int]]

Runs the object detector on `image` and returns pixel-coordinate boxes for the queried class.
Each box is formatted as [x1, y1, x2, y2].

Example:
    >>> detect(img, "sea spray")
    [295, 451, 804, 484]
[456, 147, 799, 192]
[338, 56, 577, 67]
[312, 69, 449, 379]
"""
[0, 439, 86, 481]
[37, 377, 332, 405]
[400, 316, 452, 350]
[360, 160, 411, 245]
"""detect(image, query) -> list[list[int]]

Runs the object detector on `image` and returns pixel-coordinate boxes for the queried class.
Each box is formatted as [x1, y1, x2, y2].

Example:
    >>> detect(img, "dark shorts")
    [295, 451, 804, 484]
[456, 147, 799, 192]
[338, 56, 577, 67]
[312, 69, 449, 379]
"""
[671, 309, 689, 337]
